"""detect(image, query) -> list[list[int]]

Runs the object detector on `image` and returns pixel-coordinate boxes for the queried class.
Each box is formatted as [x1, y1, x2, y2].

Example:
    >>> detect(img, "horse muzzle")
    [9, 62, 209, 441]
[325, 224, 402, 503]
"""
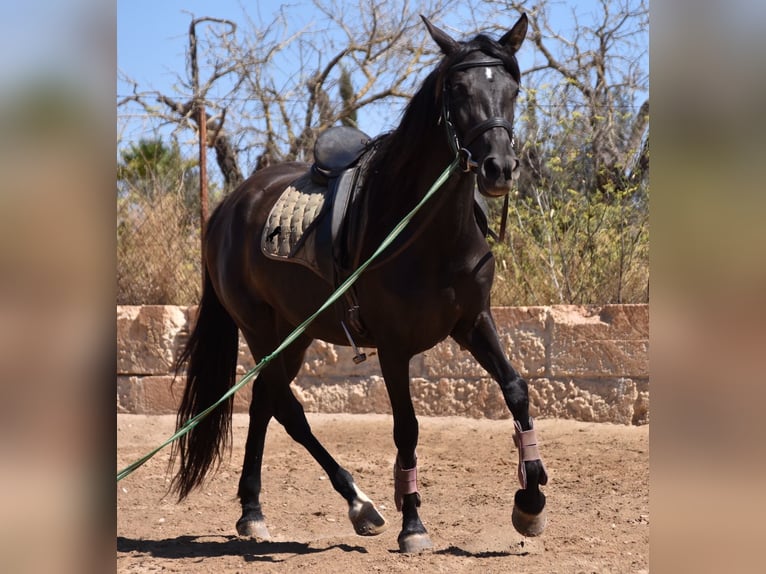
[476, 154, 519, 198]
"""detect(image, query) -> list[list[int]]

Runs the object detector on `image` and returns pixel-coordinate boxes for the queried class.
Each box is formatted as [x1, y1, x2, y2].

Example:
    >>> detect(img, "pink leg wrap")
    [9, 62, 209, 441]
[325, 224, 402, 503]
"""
[394, 456, 420, 511]
[513, 418, 547, 489]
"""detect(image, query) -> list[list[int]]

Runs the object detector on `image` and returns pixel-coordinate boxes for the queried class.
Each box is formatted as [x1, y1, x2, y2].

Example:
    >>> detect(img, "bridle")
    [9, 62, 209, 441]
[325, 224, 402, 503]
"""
[440, 53, 518, 242]
[440, 56, 517, 173]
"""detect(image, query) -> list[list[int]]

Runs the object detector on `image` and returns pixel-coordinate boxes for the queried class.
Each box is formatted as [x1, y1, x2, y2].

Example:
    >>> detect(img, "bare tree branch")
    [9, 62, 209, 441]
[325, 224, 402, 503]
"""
[118, 0, 647, 195]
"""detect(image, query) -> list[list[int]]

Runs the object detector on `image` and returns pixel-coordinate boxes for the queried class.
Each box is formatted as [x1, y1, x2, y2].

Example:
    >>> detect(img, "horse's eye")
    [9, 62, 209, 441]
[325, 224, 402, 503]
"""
[451, 83, 469, 100]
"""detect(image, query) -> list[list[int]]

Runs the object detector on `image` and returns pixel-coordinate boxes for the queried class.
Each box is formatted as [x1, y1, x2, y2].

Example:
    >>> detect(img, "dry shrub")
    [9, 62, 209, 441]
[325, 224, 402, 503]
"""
[490, 186, 649, 306]
[117, 190, 201, 305]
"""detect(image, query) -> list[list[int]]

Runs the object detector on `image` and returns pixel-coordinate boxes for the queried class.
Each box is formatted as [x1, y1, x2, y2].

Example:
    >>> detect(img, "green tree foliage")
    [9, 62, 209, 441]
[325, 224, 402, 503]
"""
[118, 138, 199, 211]
[490, 182, 648, 305]
[480, 0, 649, 305]
[487, 86, 648, 305]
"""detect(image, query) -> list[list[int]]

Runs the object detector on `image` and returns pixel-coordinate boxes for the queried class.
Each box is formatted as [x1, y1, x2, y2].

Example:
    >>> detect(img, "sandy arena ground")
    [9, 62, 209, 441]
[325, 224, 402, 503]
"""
[117, 413, 648, 573]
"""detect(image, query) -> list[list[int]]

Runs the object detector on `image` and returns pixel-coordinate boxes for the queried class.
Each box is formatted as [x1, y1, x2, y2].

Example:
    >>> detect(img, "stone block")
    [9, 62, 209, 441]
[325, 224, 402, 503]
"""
[117, 375, 140, 414]
[117, 306, 187, 375]
[139, 375, 182, 415]
[300, 340, 382, 378]
[118, 373, 252, 415]
[291, 375, 391, 415]
[410, 377, 508, 419]
[420, 306, 548, 378]
[492, 306, 550, 376]
[421, 341, 487, 378]
[549, 305, 649, 378]
[527, 377, 648, 425]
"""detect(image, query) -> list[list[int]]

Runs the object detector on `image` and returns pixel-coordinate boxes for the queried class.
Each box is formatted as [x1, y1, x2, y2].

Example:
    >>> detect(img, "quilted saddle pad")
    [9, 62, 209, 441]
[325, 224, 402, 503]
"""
[261, 173, 332, 280]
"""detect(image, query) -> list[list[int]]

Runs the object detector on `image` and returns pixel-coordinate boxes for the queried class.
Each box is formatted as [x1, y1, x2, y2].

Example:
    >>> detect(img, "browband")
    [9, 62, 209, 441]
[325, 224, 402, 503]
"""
[449, 57, 506, 73]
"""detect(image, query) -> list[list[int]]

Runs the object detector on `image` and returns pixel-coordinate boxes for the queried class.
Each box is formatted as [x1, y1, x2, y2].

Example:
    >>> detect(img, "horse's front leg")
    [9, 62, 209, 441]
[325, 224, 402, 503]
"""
[378, 348, 433, 553]
[452, 310, 549, 537]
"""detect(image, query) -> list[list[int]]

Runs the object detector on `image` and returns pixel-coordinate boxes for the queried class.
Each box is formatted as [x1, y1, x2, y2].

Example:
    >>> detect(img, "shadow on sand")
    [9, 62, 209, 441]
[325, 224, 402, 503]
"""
[434, 545, 528, 558]
[117, 535, 368, 563]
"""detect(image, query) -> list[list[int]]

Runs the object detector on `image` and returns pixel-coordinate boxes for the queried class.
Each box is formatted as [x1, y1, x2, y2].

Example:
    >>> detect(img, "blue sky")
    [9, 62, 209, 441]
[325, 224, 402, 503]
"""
[118, 2, 282, 98]
[118, 1, 608, 99]
[117, 1, 647, 161]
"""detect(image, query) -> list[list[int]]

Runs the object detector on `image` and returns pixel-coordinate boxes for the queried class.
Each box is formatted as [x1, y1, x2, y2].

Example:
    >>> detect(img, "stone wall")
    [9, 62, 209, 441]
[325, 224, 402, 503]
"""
[117, 304, 649, 425]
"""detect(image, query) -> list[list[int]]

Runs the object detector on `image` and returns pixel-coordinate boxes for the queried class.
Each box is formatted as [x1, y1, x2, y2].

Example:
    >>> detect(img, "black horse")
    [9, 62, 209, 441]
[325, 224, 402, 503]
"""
[171, 13, 547, 553]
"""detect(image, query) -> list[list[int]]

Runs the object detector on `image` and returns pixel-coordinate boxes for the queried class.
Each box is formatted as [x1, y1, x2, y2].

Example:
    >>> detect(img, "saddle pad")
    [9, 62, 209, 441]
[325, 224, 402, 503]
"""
[261, 173, 330, 272]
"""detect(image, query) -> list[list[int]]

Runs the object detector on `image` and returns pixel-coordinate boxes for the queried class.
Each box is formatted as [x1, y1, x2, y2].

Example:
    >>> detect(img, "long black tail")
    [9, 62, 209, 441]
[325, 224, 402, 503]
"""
[170, 268, 239, 500]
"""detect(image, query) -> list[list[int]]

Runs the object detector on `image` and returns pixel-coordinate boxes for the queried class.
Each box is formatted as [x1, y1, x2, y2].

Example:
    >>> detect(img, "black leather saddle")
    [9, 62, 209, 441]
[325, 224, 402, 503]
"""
[311, 126, 371, 183]
[312, 125, 491, 242]
[261, 126, 374, 286]
[310, 127, 374, 270]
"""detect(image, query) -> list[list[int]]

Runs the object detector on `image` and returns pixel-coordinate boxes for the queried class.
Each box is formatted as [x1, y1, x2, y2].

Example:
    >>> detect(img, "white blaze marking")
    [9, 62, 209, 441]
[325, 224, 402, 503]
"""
[485, 67, 493, 81]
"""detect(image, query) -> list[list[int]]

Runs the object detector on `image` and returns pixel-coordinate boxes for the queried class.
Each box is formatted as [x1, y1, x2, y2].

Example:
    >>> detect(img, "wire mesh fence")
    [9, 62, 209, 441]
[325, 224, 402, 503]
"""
[117, 182, 202, 306]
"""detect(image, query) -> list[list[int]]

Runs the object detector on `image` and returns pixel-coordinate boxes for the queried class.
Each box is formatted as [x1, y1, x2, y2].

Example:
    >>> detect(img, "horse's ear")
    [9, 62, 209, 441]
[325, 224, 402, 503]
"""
[499, 13, 528, 54]
[421, 15, 459, 56]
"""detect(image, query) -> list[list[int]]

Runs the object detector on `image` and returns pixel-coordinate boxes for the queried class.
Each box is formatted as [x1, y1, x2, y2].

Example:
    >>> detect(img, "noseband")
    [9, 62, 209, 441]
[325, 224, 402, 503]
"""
[441, 57, 516, 172]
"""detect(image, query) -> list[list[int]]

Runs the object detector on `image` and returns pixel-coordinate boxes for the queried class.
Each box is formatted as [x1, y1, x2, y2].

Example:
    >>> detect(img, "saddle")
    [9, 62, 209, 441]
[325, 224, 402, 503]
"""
[311, 125, 370, 183]
[261, 126, 373, 289]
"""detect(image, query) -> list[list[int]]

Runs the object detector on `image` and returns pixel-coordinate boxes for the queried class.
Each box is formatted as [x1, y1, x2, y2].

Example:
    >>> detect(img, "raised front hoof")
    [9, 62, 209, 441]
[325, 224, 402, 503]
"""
[511, 505, 547, 537]
[236, 518, 272, 541]
[349, 500, 388, 536]
[398, 532, 433, 554]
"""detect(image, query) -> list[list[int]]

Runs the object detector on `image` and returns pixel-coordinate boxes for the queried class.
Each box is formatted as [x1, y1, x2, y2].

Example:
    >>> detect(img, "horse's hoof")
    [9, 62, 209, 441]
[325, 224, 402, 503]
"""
[236, 518, 272, 540]
[398, 532, 433, 554]
[349, 500, 388, 536]
[512, 504, 547, 537]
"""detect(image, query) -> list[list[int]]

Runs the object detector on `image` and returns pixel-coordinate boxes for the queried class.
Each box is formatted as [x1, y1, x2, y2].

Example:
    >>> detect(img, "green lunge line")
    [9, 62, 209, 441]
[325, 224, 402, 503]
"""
[117, 157, 460, 482]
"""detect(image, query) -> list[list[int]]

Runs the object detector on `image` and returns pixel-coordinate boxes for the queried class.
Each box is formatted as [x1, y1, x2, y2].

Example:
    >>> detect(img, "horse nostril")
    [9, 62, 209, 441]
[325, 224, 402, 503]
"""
[483, 156, 517, 183]
[482, 157, 501, 181]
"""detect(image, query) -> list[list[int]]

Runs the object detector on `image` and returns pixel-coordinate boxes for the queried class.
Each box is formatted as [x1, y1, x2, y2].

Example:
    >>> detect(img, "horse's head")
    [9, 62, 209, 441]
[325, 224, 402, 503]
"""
[423, 14, 528, 198]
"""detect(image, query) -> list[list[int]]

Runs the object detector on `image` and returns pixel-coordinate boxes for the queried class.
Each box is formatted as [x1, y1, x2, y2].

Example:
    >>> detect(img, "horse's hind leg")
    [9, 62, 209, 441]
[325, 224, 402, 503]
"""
[272, 371, 388, 536]
[238, 324, 386, 539]
[235, 372, 276, 539]
[235, 319, 308, 539]
[234, 338, 284, 539]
